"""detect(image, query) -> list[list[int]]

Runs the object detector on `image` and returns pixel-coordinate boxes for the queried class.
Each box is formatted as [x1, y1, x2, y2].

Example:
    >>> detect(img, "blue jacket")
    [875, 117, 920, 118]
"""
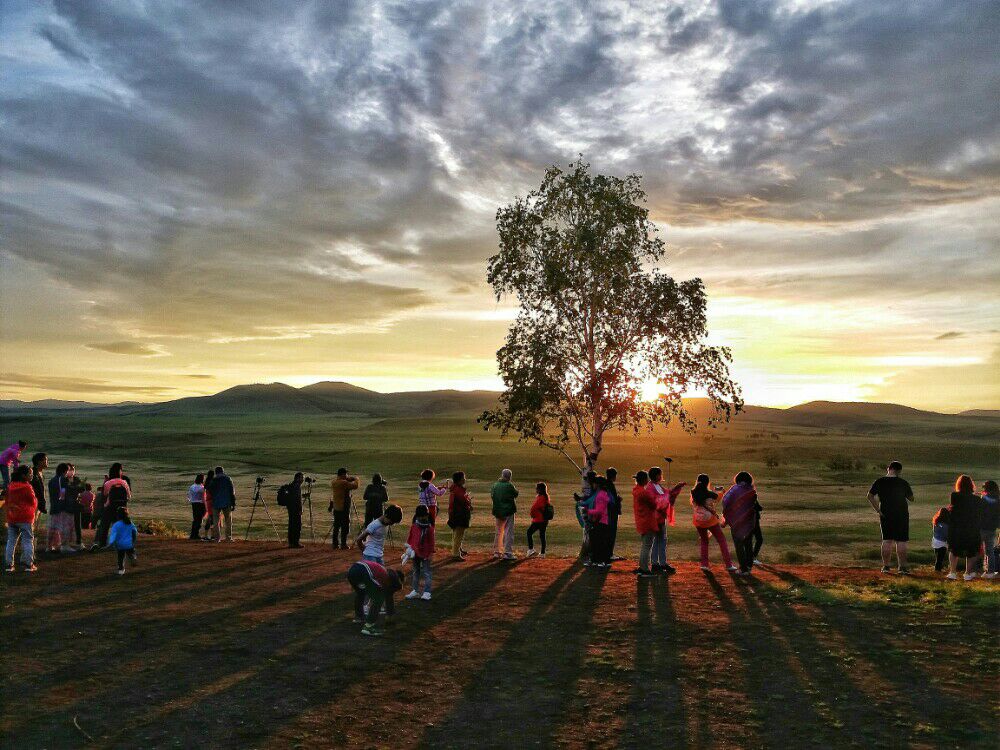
[108, 521, 137, 550]
[208, 473, 236, 509]
[575, 490, 596, 529]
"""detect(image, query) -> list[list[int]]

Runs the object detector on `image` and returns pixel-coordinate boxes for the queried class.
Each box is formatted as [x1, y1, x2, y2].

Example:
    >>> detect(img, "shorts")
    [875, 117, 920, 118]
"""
[880, 513, 909, 542]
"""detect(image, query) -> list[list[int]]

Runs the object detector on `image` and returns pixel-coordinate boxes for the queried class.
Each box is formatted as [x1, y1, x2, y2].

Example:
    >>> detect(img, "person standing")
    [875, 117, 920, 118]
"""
[979, 480, 999, 579]
[280, 472, 305, 548]
[208, 466, 236, 542]
[632, 470, 658, 578]
[722, 472, 758, 575]
[418, 469, 448, 523]
[79, 483, 95, 531]
[29, 453, 48, 538]
[491, 469, 518, 560]
[606, 467, 623, 560]
[690, 474, 736, 572]
[647, 467, 684, 574]
[526, 482, 552, 559]
[0, 440, 26, 488]
[65, 467, 86, 550]
[187, 474, 207, 540]
[106, 507, 138, 576]
[947, 475, 984, 581]
[866, 461, 914, 574]
[363, 474, 389, 526]
[46, 462, 71, 553]
[3, 465, 38, 572]
[94, 463, 132, 550]
[329, 468, 359, 550]
[403, 505, 436, 600]
[447, 472, 472, 561]
[586, 477, 613, 568]
[201, 469, 215, 540]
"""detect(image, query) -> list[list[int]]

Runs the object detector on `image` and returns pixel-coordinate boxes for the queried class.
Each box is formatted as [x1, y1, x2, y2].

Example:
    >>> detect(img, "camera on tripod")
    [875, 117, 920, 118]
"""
[304, 476, 315, 484]
[255, 476, 265, 485]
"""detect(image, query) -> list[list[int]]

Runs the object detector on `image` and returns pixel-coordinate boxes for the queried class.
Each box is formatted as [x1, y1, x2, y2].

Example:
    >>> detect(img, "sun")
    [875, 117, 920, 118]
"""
[640, 379, 664, 402]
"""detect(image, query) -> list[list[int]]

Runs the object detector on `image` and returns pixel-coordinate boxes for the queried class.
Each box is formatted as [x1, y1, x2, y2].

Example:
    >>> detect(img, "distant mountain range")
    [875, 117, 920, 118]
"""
[1, 384, 997, 426]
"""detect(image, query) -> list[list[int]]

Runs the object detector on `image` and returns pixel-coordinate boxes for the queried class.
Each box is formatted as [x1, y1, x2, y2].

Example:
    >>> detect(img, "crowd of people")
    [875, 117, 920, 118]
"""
[2, 439, 997, 634]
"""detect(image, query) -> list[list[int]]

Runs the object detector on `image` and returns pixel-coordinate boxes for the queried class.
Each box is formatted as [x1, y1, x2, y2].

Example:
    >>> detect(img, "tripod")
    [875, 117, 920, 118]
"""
[302, 480, 315, 541]
[243, 480, 282, 542]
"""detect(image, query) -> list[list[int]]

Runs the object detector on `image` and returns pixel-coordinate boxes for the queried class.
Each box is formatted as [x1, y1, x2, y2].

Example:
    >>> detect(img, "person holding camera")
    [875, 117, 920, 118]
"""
[278, 473, 305, 548]
[208, 466, 236, 542]
[363, 474, 388, 526]
[329, 468, 359, 549]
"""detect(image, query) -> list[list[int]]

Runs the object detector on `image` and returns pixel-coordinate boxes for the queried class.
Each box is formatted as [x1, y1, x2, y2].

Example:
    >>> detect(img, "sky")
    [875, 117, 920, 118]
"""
[1, 0, 998, 411]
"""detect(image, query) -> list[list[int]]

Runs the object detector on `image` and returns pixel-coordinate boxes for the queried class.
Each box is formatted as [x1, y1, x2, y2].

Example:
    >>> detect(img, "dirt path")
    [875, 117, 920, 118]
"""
[2, 539, 997, 749]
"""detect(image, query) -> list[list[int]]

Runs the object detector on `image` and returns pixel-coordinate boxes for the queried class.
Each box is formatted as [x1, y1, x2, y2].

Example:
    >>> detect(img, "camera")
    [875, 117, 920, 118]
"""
[304, 476, 315, 484]
[256, 476, 265, 485]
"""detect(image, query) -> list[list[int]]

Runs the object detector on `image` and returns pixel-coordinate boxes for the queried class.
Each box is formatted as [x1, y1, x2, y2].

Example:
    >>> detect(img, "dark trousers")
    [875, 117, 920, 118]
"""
[190, 503, 206, 539]
[74, 510, 83, 545]
[287, 506, 302, 546]
[934, 546, 949, 571]
[752, 517, 763, 558]
[81, 510, 93, 530]
[608, 510, 619, 556]
[527, 521, 547, 554]
[96, 505, 120, 546]
[733, 534, 754, 572]
[589, 523, 610, 564]
[332, 510, 350, 548]
[347, 563, 394, 625]
[116, 548, 136, 570]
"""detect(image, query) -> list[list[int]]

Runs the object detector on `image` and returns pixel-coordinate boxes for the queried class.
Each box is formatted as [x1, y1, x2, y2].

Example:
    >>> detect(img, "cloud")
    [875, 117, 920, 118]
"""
[85, 341, 165, 356]
[935, 331, 966, 341]
[867, 347, 1000, 413]
[0, 373, 177, 397]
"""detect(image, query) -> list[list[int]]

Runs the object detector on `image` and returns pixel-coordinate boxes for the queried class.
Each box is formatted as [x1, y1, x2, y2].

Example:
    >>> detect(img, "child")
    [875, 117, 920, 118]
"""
[188, 474, 206, 540]
[355, 504, 404, 564]
[202, 469, 215, 540]
[691, 474, 736, 572]
[586, 477, 613, 568]
[403, 505, 435, 600]
[931, 506, 950, 572]
[418, 469, 448, 523]
[65, 469, 86, 550]
[346, 559, 405, 637]
[79, 483, 95, 531]
[447, 472, 472, 561]
[3, 465, 38, 572]
[527, 482, 552, 558]
[107, 506, 138, 575]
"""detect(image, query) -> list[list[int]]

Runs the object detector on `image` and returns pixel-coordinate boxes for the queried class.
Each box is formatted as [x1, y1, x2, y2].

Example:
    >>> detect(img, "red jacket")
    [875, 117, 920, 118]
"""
[530, 494, 550, 523]
[3, 481, 38, 524]
[633, 484, 658, 535]
[449, 485, 472, 514]
[406, 520, 436, 559]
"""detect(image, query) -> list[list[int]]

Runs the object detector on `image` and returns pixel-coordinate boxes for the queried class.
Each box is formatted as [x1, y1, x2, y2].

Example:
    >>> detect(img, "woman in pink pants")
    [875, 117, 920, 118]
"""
[690, 474, 736, 572]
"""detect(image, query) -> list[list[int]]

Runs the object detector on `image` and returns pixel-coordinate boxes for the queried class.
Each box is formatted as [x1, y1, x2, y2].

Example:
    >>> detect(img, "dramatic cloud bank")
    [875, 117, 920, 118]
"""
[1, 0, 997, 408]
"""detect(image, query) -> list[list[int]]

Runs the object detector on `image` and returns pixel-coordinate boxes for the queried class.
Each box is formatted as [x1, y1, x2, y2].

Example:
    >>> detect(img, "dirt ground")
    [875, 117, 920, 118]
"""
[2, 537, 997, 749]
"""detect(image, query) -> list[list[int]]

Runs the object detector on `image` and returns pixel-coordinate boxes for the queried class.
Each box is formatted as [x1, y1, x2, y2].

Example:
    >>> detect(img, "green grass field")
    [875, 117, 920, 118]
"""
[3, 407, 998, 566]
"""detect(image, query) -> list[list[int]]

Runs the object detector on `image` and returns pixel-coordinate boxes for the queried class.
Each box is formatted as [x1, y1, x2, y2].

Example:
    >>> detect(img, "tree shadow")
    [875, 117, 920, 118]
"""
[417, 566, 607, 749]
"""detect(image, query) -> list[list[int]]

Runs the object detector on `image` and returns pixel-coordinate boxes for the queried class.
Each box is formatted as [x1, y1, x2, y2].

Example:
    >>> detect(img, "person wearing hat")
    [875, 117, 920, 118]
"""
[330, 468, 359, 549]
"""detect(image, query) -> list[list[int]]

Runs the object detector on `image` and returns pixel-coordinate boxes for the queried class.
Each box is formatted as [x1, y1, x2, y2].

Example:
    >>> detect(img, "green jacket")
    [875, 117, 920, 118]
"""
[491, 480, 518, 518]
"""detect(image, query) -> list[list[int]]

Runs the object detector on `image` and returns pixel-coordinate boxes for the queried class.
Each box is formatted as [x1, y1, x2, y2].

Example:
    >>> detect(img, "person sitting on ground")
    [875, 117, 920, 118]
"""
[526, 482, 552, 559]
[278, 473, 305, 548]
[722, 471, 758, 576]
[947, 475, 984, 581]
[447, 472, 472, 561]
[403, 505, 435, 600]
[329, 468, 359, 550]
[0, 440, 26, 488]
[346, 559, 405, 637]
[3, 465, 38, 573]
[931, 506, 951, 572]
[363, 474, 389, 526]
[418, 469, 448, 524]
[867, 461, 914, 574]
[106, 506, 138, 576]
[691, 474, 736, 573]
[207, 466, 235, 543]
[491, 469, 518, 560]
[979, 480, 999, 579]
[355, 503, 403, 565]
[187, 474, 207, 541]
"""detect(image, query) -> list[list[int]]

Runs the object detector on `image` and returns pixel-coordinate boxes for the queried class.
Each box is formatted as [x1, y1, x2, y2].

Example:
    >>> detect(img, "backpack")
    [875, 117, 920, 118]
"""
[542, 503, 554, 521]
[276, 484, 291, 507]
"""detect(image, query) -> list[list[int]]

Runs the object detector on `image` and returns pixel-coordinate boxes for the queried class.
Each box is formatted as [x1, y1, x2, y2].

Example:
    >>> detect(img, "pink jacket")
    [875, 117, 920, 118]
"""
[587, 490, 611, 526]
[0, 443, 22, 467]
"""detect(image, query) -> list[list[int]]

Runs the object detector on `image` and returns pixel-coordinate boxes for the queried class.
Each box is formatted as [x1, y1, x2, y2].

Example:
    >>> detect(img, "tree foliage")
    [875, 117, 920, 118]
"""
[479, 159, 742, 474]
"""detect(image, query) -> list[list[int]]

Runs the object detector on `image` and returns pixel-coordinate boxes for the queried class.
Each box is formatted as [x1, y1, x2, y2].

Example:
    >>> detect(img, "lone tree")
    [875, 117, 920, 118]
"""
[479, 160, 742, 478]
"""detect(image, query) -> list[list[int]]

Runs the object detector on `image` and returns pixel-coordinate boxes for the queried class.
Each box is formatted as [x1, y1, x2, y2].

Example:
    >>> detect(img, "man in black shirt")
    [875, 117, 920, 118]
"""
[867, 461, 914, 574]
[282, 472, 305, 548]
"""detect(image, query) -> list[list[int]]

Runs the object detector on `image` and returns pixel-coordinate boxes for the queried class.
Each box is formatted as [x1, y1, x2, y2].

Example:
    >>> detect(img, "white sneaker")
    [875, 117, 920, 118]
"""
[983, 572, 998, 579]
[503, 553, 516, 560]
[699, 565, 711, 571]
[963, 573, 977, 581]
[945, 572, 958, 580]
[726, 565, 738, 572]
[421, 591, 432, 601]
[526, 549, 537, 558]
[117, 569, 126, 576]
[539, 553, 546, 559]
[405, 590, 420, 599]
[753, 559, 763, 565]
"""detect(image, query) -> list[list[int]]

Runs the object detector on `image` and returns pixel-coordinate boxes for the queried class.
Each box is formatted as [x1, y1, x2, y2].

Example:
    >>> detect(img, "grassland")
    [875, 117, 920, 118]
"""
[3, 405, 997, 567]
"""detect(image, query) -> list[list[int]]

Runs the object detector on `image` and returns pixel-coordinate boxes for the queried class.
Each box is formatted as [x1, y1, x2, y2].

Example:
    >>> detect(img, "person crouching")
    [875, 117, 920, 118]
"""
[346, 559, 404, 637]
